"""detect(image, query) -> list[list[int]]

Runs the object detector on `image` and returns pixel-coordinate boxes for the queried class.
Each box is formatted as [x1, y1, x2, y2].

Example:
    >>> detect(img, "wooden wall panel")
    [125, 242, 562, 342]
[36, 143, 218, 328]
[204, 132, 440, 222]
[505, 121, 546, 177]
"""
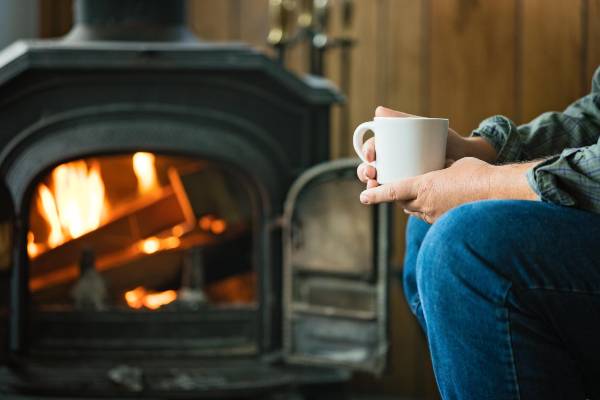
[346, 0, 379, 151]
[239, 0, 270, 48]
[188, 0, 240, 41]
[429, 0, 517, 135]
[38, 0, 73, 38]
[587, 0, 600, 85]
[380, 0, 426, 116]
[521, 0, 583, 121]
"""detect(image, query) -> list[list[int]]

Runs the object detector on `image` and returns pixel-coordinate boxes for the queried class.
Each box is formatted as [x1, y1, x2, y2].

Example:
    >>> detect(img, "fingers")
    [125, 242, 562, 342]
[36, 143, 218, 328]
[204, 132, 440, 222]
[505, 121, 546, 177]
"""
[375, 106, 418, 118]
[357, 163, 377, 183]
[403, 209, 422, 218]
[362, 138, 375, 162]
[403, 209, 433, 224]
[360, 178, 418, 205]
[366, 179, 379, 189]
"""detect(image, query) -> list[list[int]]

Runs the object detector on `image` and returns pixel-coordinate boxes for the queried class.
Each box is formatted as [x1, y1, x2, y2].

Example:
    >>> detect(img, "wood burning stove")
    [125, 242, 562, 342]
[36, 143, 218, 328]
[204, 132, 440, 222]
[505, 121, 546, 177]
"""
[0, 1, 392, 398]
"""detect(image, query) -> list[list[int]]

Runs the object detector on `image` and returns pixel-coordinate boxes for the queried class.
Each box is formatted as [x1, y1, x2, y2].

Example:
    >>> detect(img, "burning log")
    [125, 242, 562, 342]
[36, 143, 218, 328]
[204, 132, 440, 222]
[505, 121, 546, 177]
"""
[29, 168, 195, 291]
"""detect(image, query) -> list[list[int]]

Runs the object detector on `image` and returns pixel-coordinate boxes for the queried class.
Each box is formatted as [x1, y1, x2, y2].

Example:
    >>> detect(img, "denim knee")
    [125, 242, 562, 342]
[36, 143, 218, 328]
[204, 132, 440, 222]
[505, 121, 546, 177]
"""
[415, 201, 515, 318]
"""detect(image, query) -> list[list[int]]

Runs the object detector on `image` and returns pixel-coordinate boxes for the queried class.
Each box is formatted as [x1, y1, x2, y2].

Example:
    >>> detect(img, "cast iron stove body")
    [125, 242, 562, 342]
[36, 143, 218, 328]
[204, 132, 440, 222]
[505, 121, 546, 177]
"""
[0, 1, 391, 398]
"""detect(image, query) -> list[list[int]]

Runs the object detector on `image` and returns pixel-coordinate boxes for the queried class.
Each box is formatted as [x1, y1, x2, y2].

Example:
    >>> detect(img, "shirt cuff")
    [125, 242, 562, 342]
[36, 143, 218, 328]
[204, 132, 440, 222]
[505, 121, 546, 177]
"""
[526, 148, 583, 208]
[470, 115, 521, 163]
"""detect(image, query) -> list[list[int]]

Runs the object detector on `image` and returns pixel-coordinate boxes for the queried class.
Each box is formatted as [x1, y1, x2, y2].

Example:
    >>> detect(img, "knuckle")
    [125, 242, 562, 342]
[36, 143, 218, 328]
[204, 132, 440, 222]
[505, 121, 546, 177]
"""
[417, 178, 435, 198]
[386, 185, 399, 202]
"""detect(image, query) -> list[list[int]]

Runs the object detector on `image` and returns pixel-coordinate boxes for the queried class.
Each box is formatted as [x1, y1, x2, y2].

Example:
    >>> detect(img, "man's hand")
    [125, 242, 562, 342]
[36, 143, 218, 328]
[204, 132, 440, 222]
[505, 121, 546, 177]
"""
[359, 157, 539, 224]
[356, 106, 498, 191]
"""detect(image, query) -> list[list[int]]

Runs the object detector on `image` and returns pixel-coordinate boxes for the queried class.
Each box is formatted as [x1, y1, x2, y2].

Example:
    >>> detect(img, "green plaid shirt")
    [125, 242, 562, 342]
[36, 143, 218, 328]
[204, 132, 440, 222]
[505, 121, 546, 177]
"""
[472, 66, 600, 213]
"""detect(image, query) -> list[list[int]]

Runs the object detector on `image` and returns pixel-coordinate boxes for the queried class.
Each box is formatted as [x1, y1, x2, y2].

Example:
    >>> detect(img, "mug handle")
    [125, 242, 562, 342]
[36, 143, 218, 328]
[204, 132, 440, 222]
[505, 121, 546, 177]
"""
[353, 121, 375, 164]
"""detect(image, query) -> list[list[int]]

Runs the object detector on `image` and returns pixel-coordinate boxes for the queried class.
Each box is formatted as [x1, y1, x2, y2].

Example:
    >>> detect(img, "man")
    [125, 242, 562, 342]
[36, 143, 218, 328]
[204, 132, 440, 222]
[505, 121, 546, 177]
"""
[357, 67, 600, 400]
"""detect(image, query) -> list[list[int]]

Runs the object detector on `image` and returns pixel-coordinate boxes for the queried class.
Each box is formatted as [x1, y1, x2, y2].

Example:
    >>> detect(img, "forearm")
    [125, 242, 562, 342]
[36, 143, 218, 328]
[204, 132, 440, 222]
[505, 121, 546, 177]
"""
[462, 136, 498, 163]
[445, 130, 498, 163]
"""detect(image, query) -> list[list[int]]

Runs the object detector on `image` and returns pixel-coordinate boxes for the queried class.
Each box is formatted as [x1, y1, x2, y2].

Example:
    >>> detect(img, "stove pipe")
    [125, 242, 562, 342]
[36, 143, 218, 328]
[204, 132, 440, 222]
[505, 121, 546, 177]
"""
[64, 0, 198, 42]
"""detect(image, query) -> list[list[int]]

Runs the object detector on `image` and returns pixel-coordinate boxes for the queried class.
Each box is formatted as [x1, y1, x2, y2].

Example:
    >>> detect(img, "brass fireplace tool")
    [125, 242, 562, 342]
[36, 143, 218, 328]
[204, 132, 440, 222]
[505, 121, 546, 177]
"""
[267, 0, 355, 77]
[268, 0, 355, 156]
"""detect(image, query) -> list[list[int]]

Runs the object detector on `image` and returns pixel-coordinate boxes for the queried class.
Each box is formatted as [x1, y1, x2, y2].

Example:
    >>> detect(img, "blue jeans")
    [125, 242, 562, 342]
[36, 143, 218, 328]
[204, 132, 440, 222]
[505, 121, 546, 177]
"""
[403, 200, 600, 400]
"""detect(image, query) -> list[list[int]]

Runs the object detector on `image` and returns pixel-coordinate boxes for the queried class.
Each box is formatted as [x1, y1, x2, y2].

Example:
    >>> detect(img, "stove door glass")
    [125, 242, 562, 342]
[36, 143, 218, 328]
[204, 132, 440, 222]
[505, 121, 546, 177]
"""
[283, 159, 390, 374]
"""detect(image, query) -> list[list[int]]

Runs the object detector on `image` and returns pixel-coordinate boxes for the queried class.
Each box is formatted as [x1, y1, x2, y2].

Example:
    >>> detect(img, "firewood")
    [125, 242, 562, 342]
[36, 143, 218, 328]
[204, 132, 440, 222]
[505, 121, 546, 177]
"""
[29, 168, 196, 287]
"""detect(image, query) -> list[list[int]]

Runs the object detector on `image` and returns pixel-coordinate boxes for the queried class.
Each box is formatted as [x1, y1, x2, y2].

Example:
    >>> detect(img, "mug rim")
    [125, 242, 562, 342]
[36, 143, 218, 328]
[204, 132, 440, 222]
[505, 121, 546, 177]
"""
[374, 116, 448, 122]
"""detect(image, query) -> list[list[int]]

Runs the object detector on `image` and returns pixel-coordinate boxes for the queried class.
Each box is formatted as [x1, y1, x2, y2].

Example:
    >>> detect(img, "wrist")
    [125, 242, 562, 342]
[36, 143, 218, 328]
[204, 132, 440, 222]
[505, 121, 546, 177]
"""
[488, 162, 539, 201]
[463, 136, 498, 163]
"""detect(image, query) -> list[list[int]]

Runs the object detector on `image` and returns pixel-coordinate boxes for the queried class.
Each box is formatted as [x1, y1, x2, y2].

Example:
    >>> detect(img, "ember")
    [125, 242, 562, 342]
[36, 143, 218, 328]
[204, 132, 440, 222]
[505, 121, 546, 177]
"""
[124, 286, 177, 310]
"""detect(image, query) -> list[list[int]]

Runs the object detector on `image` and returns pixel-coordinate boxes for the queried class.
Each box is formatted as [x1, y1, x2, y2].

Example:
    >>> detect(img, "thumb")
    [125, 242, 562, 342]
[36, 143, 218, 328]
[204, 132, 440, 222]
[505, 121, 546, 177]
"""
[375, 106, 418, 118]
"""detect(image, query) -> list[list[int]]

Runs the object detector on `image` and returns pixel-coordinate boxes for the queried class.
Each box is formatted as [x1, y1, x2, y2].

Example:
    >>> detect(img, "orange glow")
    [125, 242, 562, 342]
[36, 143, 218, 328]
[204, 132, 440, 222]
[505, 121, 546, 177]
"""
[144, 290, 177, 310]
[124, 286, 146, 309]
[124, 286, 177, 310]
[27, 232, 42, 259]
[199, 215, 214, 231]
[139, 236, 181, 255]
[54, 161, 105, 239]
[132, 152, 158, 195]
[33, 161, 106, 250]
[140, 237, 160, 254]
[171, 224, 185, 237]
[210, 219, 227, 235]
[37, 184, 64, 247]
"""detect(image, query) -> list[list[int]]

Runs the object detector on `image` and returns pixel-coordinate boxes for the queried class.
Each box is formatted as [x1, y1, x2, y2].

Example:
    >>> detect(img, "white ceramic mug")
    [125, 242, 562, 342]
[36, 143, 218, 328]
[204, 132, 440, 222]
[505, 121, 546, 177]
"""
[353, 117, 448, 184]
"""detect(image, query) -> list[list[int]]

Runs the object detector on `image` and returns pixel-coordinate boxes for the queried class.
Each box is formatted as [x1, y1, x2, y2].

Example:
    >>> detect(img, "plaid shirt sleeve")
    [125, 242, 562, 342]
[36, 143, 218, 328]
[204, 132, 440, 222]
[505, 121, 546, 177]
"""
[471, 66, 600, 213]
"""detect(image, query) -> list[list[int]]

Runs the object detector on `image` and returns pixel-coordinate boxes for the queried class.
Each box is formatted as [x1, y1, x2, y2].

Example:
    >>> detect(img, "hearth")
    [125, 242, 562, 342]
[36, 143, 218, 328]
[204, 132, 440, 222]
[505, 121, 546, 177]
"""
[0, 1, 392, 398]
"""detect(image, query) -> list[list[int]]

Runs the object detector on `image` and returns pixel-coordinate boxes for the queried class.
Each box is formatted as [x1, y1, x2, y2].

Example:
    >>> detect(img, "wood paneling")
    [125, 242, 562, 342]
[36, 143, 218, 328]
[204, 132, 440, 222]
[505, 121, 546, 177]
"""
[239, 0, 270, 48]
[380, 0, 426, 117]
[39, 0, 73, 38]
[587, 0, 600, 84]
[188, 0, 240, 41]
[430, 0, 517, 135]
[521, 0, 584, 121]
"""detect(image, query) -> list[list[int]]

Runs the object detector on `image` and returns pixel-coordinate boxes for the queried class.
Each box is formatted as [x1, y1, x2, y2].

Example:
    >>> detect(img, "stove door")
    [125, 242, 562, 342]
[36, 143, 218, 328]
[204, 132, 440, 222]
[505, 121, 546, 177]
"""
[282, 159, 391, 374]
[0, 180, 15, 363]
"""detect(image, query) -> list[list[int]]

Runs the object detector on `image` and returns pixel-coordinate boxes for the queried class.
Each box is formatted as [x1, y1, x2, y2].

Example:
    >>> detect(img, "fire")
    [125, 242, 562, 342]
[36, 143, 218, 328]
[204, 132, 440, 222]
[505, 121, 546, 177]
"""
[30, 153, 161, 256]
[34, 160, 107, 250]
[124, 286, 177, 310]
[132, 152, 158, 194]
[140, 237, 160, 254]
[27, 232, 42, 259]
[198, 215, 227, 235]
[210, 219, 227, 235]
[139, 236, 181, 255]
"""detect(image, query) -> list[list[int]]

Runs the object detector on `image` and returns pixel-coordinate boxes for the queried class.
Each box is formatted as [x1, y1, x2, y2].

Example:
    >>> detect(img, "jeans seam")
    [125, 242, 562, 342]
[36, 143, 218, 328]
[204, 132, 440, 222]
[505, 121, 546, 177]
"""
[503, 283, 521, 400]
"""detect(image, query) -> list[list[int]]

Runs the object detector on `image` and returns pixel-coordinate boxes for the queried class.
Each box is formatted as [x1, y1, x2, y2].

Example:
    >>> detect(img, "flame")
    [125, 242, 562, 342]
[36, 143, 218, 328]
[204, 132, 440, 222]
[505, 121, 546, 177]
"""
[37, 185, 64, 247]
[198, 215, 227, 235]
[210, 219, 227, 235]
[132, 152, 158, 194]
[124, 286, 177, 310]
[144, 290, 177, 310]
[199, 215, 214, 231]
[140, 237, 160, 254]
[139, 236, 181, 255]
[54, 161, 105, 239]
[33, 161, 106, 250]
[125, 286, 146, 309]
[171, 224, 185, 237]
[27, 232, 42, 259]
